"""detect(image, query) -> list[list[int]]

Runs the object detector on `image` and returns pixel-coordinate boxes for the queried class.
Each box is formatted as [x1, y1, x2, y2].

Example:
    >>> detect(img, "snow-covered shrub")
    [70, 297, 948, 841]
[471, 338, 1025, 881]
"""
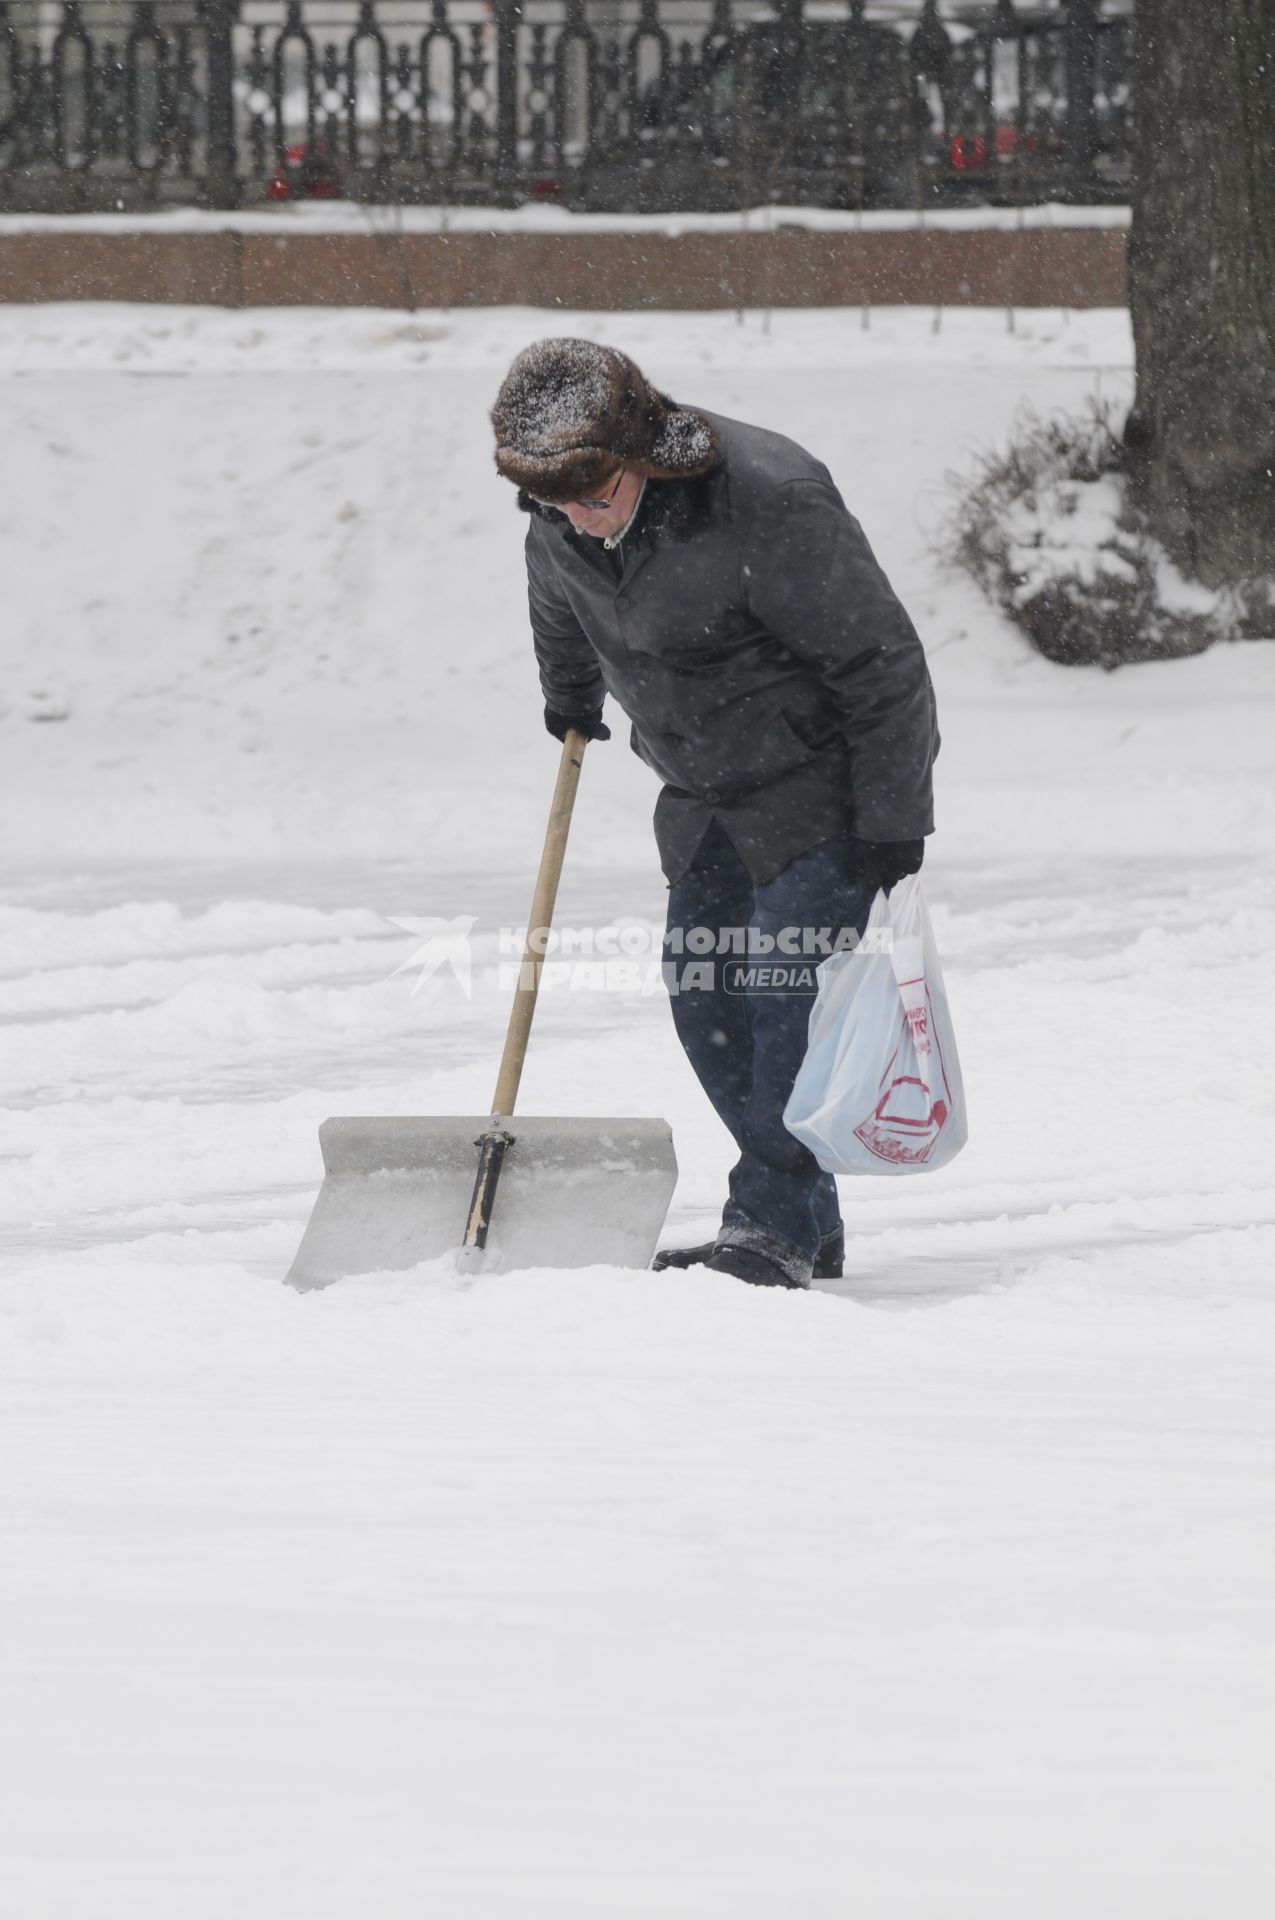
[945, 404, 1273, 668]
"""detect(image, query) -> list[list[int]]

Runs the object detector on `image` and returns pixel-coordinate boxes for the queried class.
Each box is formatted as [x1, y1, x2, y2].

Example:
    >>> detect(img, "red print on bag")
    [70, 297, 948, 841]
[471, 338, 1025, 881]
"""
[854, 989, 953, 1166]
[904, 1002, 929, 1050]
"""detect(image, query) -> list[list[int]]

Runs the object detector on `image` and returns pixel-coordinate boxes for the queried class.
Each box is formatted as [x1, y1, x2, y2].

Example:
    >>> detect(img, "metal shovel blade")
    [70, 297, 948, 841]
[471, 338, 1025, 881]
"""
[286, 1114, 678, 1291]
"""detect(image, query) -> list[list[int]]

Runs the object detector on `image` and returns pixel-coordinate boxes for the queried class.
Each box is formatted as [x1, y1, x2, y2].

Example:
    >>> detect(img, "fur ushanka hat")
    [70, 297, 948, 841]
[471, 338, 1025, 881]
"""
[491, 337, 719, 504]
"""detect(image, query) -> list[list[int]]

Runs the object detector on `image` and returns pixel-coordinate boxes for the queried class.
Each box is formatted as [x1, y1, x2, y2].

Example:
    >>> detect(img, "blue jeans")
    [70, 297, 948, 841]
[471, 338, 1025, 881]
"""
[663, 819, 874, 1264]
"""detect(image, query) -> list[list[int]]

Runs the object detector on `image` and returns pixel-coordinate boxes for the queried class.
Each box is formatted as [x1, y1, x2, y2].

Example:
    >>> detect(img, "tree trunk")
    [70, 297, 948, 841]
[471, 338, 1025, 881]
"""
[1127, 0, 1275, 587]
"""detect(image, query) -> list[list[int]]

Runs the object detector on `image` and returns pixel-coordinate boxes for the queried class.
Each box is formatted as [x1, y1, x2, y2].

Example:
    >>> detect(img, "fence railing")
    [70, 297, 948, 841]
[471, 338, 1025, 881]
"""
[0, 1, 1132, 213]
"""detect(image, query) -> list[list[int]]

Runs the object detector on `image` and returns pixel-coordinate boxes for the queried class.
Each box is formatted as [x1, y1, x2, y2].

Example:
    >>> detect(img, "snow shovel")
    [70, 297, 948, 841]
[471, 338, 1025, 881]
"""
[286, 729, 678, 1290]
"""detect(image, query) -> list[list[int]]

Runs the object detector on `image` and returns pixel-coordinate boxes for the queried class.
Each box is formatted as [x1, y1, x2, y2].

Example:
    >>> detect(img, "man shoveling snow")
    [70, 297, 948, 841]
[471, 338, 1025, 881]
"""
[492, 338, 938, 1290]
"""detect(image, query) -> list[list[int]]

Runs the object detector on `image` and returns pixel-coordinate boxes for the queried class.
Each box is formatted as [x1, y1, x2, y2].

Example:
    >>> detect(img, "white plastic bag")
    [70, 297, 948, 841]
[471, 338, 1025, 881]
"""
[783, 874, 967, 1176]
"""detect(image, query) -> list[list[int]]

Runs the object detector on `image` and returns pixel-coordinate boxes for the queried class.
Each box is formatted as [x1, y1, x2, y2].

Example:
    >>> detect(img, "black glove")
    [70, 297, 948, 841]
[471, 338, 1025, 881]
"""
[849, 836, 924, 895]
[544, 702, 611, 743]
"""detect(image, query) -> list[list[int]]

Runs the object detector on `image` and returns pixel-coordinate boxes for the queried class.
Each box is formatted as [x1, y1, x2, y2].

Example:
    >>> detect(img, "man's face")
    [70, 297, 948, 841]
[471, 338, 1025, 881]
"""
[555, 466, 644, 540]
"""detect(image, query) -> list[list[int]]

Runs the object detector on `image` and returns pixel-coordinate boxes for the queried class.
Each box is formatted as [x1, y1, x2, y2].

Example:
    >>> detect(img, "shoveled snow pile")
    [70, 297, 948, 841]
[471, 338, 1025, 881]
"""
[2, 303, 1273, 1918]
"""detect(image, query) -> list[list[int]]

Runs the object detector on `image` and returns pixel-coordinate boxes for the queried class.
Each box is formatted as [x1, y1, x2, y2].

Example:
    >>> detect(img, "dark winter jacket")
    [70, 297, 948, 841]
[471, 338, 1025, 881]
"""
[522, 409, 938, 883]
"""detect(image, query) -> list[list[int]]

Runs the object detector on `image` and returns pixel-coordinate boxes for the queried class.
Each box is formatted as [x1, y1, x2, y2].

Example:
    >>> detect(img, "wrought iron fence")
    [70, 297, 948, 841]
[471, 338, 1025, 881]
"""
[0, 0, 1132, 212]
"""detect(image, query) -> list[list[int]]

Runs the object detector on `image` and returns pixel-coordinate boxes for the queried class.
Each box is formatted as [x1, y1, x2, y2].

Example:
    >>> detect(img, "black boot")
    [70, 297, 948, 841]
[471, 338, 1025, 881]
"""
[707, 1240, 811, 1290]
[653, 1224, 844, 1279]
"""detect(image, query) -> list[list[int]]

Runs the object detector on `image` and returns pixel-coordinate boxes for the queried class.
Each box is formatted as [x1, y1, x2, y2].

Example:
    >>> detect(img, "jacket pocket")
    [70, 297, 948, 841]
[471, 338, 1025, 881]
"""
[630, 721, 685, 785]
[695, 708, 823, 797]
[779, 706, 844, 755]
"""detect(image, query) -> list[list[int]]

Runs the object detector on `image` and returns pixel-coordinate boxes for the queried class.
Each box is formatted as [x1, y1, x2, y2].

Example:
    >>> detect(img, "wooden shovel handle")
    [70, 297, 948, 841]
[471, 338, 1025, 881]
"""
[489, 728, 587, 1118]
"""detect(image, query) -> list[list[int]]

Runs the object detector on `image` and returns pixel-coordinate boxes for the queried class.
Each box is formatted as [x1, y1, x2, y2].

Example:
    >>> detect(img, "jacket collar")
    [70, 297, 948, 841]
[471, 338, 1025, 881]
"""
[519, 467, 716, 548]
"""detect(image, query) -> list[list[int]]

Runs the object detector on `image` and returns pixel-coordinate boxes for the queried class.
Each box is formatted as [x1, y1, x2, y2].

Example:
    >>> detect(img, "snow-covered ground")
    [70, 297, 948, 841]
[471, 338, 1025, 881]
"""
[2, 303, 1273, 1916]
[0, 199, 1133, 236]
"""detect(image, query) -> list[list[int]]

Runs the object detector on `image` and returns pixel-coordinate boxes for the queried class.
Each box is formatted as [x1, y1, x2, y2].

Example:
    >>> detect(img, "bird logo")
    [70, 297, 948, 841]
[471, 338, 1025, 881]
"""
[386, 914, 478, 998]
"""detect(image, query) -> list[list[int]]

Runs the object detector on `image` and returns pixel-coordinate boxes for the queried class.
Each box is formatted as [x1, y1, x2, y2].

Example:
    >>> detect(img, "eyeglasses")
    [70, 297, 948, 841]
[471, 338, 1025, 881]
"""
[534, 468, 624, 512]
